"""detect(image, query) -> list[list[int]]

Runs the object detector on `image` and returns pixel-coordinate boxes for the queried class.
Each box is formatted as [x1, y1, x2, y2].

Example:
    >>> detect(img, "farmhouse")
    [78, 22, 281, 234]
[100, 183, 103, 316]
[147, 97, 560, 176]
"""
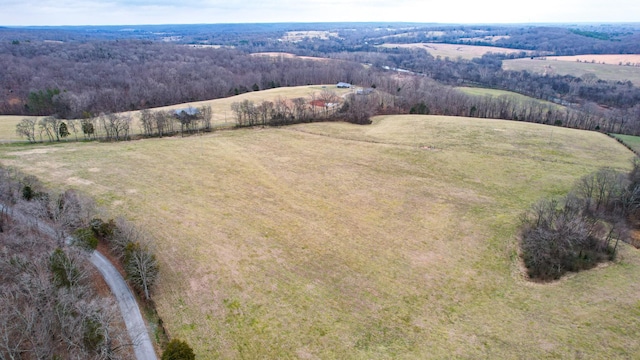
[337, 82, 352, 88]
[173, 107, 199, 117]
[310, 99, 339, 109]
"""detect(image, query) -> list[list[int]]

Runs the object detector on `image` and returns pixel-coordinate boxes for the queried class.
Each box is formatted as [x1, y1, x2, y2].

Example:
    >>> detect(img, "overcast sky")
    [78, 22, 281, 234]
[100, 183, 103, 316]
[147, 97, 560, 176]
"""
[0, 0, 638, 26]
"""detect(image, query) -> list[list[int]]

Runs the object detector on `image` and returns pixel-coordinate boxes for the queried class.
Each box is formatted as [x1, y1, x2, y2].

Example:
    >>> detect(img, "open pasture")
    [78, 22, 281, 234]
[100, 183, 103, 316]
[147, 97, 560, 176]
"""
[137, 85, 350, 128]
[0, 115, 24, 143]
[0, 115, 638, 359]
[0, 85, 351, 142]
[611, 133, 640, 154]
[455, 86, 562, 108]
[378, 42, 529, 60]
[545, 54, 640, 66]
[457, 86, 535, 98]
[503, 58, 640, 85]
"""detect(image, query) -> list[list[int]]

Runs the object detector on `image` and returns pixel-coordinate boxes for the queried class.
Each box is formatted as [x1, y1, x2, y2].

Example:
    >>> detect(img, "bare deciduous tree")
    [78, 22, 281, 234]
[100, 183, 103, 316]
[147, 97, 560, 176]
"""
[140, 109, 155, 137]
[200, 105, 213, 132]
[38, 116, 63, 142]
[16, 118, 37, 143]
[125, 241, 159, 301]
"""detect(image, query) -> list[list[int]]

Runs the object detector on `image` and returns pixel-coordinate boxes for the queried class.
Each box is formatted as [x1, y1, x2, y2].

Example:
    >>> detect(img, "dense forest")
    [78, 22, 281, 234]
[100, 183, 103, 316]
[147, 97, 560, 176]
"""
[0, 41, 368, 117]
[2, 22, 640, 135]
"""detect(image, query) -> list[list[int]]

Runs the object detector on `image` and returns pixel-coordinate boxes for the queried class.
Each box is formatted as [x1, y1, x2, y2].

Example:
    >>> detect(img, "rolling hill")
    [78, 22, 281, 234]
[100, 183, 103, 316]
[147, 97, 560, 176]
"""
[1, 114, 638, 358]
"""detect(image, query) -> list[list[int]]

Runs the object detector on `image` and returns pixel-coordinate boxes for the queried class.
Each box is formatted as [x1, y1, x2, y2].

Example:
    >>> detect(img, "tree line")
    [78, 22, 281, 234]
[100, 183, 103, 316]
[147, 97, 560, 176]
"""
[15, 78, 635, 144]
[520, 164, 640, 281]
[16, 105, 214, 142]
[6, 39, 640, 139]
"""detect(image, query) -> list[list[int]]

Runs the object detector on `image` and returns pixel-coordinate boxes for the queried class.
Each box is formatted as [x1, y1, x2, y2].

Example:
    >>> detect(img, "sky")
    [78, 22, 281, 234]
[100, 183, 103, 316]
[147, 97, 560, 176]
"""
[0, 0, 638, 26]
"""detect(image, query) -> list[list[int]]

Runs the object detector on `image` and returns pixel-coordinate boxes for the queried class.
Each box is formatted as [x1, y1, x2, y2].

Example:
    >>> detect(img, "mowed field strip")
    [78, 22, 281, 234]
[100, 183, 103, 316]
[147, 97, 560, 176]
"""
[545, 54, 640, 66]
[611, 133, 640, 153]
[1, 115, 639, 358]
[0, 85, 352, 142]
[455, 87, 562, 108]
[504, 58, 640, 85]
[378, 43, 530, 60]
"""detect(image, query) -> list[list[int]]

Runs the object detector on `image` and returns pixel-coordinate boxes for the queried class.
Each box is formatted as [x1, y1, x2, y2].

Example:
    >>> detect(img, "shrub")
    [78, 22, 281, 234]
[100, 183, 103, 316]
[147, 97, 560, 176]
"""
[83, 317, 105, 352]
[73, 227, 99, 250]
[22, 185, 34, 200]
[162, 339, 195, 360]
[50, 248, 81, 288]
[520, 196, 615, 281]
[90, 218, 116, 239]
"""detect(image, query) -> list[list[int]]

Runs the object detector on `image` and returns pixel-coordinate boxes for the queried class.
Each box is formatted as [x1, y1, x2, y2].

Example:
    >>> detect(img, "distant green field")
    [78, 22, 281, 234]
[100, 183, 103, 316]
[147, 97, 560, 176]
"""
[503, 58, 640, 85]
[611, 134, 640, 153]
[456, 87, 560, 107]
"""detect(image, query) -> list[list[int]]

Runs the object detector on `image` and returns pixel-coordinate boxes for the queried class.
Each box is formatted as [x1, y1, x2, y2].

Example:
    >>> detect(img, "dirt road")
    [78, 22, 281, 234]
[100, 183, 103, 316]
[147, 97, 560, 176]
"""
[90, 251, 158, 360]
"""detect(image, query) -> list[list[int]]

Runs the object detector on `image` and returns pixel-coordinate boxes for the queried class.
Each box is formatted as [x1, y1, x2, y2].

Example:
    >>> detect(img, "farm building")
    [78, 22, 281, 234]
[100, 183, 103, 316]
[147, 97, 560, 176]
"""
[310, 100, 326, 107]
[173, 107, 199, 117]
[356, 88, 375, 95]
[310, 100, 339, 108]
[337, 82, 352, 88]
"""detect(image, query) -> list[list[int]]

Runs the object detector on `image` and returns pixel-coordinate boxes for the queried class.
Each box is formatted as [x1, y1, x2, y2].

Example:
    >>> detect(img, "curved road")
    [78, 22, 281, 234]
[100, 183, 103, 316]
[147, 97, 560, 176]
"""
[1, 203, 157, 360]
[90, 251, 157, 360]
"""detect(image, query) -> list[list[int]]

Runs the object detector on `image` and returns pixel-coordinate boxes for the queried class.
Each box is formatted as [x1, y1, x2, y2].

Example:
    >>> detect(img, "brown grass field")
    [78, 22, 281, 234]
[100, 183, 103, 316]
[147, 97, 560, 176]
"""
[1, 114, 639, 359]
[503, 58, 640, 85]
[0, 115, 23, 143]
[546, 54, 640, 66]
[0, 85, 351, 142]
[378, 43, 530, 60]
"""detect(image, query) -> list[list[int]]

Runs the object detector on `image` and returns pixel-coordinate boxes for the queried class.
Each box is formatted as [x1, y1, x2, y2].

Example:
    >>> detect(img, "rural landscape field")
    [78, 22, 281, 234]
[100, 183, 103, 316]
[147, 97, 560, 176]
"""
[503, 58, 640, 85]
[2, 97, 640, 357]
[2, 17, 640, 360]
[378, 42, 530, 60]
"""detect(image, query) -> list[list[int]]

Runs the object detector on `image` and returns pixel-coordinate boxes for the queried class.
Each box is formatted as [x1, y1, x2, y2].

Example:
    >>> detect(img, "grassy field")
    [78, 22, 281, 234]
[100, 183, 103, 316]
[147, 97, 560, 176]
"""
[611, 133, 640, 153]
[503, 58, 640, 85]
[378, 43, 529, 60]
[0, 115, 23, 143]
[546, 54, 640, 66]
[456, 87, 561, 107]
[1, 116, 639, 358]
[0, 85, 351, 142]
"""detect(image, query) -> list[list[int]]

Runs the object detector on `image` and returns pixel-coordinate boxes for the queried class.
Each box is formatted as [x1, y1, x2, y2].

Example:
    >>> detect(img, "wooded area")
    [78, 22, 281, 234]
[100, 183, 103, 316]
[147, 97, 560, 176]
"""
[0, 167, 128, 359]
[0, 165, 162, 358]
[2, 23, 640, 137]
